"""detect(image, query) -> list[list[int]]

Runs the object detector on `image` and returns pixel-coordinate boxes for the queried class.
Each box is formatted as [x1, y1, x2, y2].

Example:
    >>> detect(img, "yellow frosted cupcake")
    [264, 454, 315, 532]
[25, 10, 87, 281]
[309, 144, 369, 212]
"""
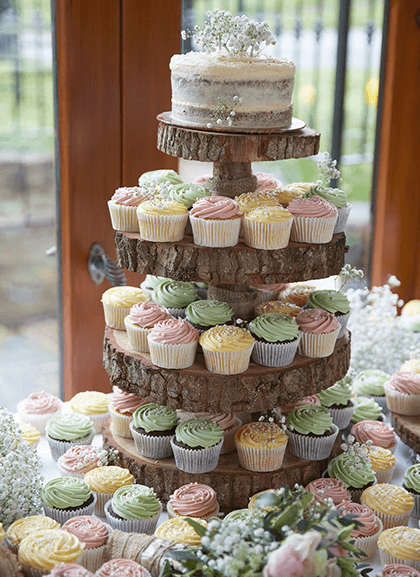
[18, 422, 41, 448]
[154, 516, 207, 545]
[101, 286, 150, 330]
[378, 527, 420, 571]
[255, 301, 302, 317]
[84, 465, 134, 516]
[70, 391, 110, 434]
[200, 325, 254, 375]
[273, 182, 315, 205]
[367, 446, 397, 483]
[361, 484, 414, 529]
[278, 284, 316, 307]
[5, 515, 61, 554]
[235, 421, 288, 472]
[242, 205, 293, 250]
[235, 190, 280, 214]
[401, 359, 420, 373]
[402, 300, 420, 316]
[137, 199, 188, 242]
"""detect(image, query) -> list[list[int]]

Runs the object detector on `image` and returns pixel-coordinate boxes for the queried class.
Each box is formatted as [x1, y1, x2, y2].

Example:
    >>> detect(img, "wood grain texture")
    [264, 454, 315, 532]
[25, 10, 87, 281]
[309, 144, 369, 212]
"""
[114, 231, 347, 284]
[103, 328, 351, 412]
[390, 412, 420, 454]
[0, 547, 23, 577]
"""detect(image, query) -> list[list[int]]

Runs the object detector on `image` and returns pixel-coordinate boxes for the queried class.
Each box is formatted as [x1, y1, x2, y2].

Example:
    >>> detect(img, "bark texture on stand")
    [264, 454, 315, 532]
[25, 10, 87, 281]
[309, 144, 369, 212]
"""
[0, 547, 24, 577]
[391, 413, 420, 454]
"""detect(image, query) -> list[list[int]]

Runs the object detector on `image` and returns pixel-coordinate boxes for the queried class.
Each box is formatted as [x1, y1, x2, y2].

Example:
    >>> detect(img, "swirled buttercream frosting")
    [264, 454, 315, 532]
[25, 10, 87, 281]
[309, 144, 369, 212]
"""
[21, 390, 61, 414]
[58, 445, 107, 475]
[235, 190, 280, 213]
[70, 391, 109, 415]
[185, 300, 234, 327]
[224, 508, 265, 523]
[379, 564, 420, 577]
[175, 418, 223, 449]
[401, 359, 420, 374]
[327, 453, 376, 488]
[378, 527, 420, 562]
[199, 325, 254, 352]
[317, 379, 353, 407]
[287, 405, 333, 435]
[61, 516, 109, 549]
[137, 199, 187, 216]
[351, 420, 396, 450]
[133, 403, 178, 433]
[45, 563, 95, 577]
[127, 301, 171, 328]
[84, 466, 134, 493]
[235, 421, 288, 449]
[96, 558, 150, 577]
[111, 187, 150, 206]
[18, 529, 85, 571]
[351, 396, 382, 422]
[169, 483, 218, 517]
[305, 478, 351, 507]
[243, 205, 292, 223]
[338, 502, 379, 538]
[288, 195, 338, 218]
[111, 388, 148, 415]
[306, 289, 350, 314]
[255, 301, 302, 317]
[6, 515, 60, 547]
[168, 183, 211, 208]
[303, 184, 348, 209]
[152, 280, 198, 309]
[46, 413, 93, 441]
[101, 286, 150, 307]
[353, 369, 390, 396]
[362, 483, 414, 515]
[278, 284, 316, 306]
[18, 422, 41, 446]
[249, 313, 300, 343]
[388, 371, 420, 394]
[154, 516, 207, 545]
[149, 318, 198, 345]
[41, 477, 92, 509]
[143, 275, 170, 290]
[111, 484, 160, 520]
[281, 395, 321, 414]
[190, 196, 240, 220]
[296, 308, 340, 334]
[404, 464, 420, 493]
[368, 446, 396, 473]
[195, 412, 237, 431]
[138, 169, 183, 187]
[254, 172, 282, 192]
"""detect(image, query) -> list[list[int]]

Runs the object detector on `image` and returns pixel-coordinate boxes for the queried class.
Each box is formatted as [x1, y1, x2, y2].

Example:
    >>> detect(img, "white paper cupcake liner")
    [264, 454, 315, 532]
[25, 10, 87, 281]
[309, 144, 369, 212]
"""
[170, 438, 223, 473]
[236, 442, 287, 472]
[189, 214, 241, 247]
[104, 500, 162, 534]
[107, 200, 140, 232]
[384, 382, 420, 416]
[124, 317, 151, 352]
[374, 464, 396, 484]
[42, 494, 97, 524]
[242, 218, 293, 250]
[333, 203, 352, 234]
[46, 432, 95, 461]
[75, 411, 108, 435]
[167, 501, 220, 520]
[81, 539, 109, 573]
[137, 211, 188, 242]
[290, 215, 337, 244]
[202, 344, 254, 375]
[102, 301, 131, 330]
[287, 424, 339, 461]
[328, 400, 356, 430]
[298, 327, 340, 358]
[92, 491, 114, 517]
[251, 336, 301, 368]
[109, 405, 134, 438]
[371, 509, 412, 530]
[221, 417, 242, 455]
[129, 421, 174, 459]
[148, 337, 198, 369]
[410, 491, 420, 519]
[336, 310, 351, 339]
[353, 516, 383, 560]
[167, 307, 186, 319]
[378, 550, 420, 572]
[17, 401, 63, 436]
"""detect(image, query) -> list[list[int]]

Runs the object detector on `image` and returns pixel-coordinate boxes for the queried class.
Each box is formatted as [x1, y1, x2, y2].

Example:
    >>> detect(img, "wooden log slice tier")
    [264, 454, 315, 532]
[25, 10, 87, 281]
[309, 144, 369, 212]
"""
[103, 327, 351, 413]
[390, 413, 420, 454]
[114, 231, 347, 284]
[103, 420, 342, 513]
[0, 546, 24, 577]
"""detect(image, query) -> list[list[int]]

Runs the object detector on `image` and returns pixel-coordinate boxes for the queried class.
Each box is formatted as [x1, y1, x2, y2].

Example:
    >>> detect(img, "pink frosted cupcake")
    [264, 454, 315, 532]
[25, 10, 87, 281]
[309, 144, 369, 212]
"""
[288, 195, 338, 243]
[167, 483, 219, 520]
[280, 394, 321, 415]
[351, 420, 397, 452]
[107, 186, 150, 232]
[296, 308, 340, 358]
[148, 318, 199, 369]
[57, 445, 109, 478]
[124, 301, 172, 353]
[61, 516, 111, 573]
[194, 412, 242, 454]
[339, 502, 383, 559]
[378, 565, 420, 577]
[254, 172, 282, 192]
[45, 564, 94, 577]
[17, 390, 62, 434]
[384, 371, 420, 415]
[96, 559, 151, 577]
[189, 196, 242, 247]
[109, 388, 149, 438]
[305, 478, 351, 507]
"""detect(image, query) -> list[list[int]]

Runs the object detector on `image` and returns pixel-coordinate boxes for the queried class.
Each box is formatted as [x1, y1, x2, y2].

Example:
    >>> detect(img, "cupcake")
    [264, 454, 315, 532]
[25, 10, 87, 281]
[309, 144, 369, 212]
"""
[351, 420, 397, 452]
[101, 286, 150, 330]
[288, 195, 337, 243]
[61, 516, 110, 573]
[109, 388, 148, 438]
[84, 465, 134, 516]
[17, 390, 62, 435]
[351, 396, 383, 424]
[152, 279, 198, 318]
[305, 478, 351, 507]
[154, 516, 207, 545]
[353, 369, 390, 411]
[254, 300, 302, 317]
[185, 300, 234, 333]
[41, 477, 96, 524]
[248, 313, 301, 367]
[401, 359, 420, 373]
[18, 422, 41, 448]
[223, 509, 265, 523]
[194, 412, 241, 454]
[317, 379, 356, 429]
[45, 413, 94, 461]
[130, 402, 179, 459]
[286, 405, 339, 460]
[306, 289, 351, 339]
[57, 445, 109, 479]
[170, 418, 224, 474]
[338, 502, 382, 559]
[147, 318, 199, 369]
[200, 325, 254, 375]
[296, 308, 340, 358]
[327, 443, 376, 503]
[278, 284, 316, 306]
[138, 168, 183, 187]
[140, 275, 170, 295]
[378, 565, 420, 577]
[384, 371, 420, 415]
[104, 484, 162, 534]
[235, 421, 288, 472]
[242, 205, 293, 250]
[107, 186, 150, 233]
[5, 515, 60, 554]
[378, 527, 420, 572]
[280, 394, 321, 415]
[403, 464, 420, 518]
[69, 391, 110, 434]
[194, 281, 209, 300]
[247, 489, 289, 512]
[249, 283, 286, 307]
[168, 183, 211, 209]
[189, 196, 242, 247]
[254, 172, 282, 192]
[167, 483, 219, 520]
[274, 182, 315, 205]
[234, 190, 280, 214]
[303, 184, 351, 234]
[18, 529, 85, 577]
[137, 199, 188, 242]
[45, 564, 94, 577]
[367, 446, 397, 484]
[361, 484, 414, 528]
[124, 301, 172, 353]
[97, 559, 151, 577]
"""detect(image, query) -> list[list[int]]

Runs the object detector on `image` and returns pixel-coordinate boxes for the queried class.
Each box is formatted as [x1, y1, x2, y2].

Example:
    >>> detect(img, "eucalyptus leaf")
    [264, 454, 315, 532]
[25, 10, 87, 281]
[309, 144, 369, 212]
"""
[185, 517, 208, 538]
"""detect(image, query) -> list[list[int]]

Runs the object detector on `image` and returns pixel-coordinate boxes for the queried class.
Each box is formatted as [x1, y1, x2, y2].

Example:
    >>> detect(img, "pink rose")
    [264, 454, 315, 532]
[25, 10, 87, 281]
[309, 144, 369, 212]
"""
[263, 530, 322, 577]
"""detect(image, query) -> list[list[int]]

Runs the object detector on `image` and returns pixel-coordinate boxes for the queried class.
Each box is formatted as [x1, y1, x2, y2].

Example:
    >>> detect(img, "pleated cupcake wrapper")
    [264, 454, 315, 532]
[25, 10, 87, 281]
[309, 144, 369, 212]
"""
[104, 500, 162, 535]
[4, 535, 18, 554]
[124, 318, 151, 352]
[287, 425, 339, 461]
[242, 218, 293, 250]
[384, 382, 420, 416]
[336, 311, 351, 339]
[92, 491, 115, 517]
[137, 211, 188, 242]
[353, 516, 383, 560]
[167, 307, 186, 319]
[411, 492, 420, 519]
[42, 494, 97, 524]
[378, 551, 420, 572]
[46, 432, 95, 462]
[221, 417, 242, 455]
[196, 287, 208, 300]
[290, 215, 337, 244]
[148, 337, 198, 369]
[373, 395, 388, 412]
[21, 554, 84, 577]
[328, 400, 356, 430]
[167, 502, 220, 521]
[108, 200, 140, 233]
[371, 509, 412, 530]
[298, 328, 340, 358]
[170, 438, 223, 474]
[80, 541, 108, 573]
[129, 422, 174, 459]
[203, 345, 254, 375]
[109, 405, 134, 439]
[333, 203, 352, 234]
[236, 442, 287, 472]
[373, 464, 396, 484]
[103, 302, 131, 330]
[189, 214, 241, 247]
[17, 401, 63, 436]
[251, 336, 301, 368]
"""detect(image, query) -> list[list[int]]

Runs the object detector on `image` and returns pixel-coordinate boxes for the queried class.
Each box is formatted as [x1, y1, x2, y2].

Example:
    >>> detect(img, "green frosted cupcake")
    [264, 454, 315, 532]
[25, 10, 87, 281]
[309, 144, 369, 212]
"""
[171, 418, 224, 474]
[46, 413, 94, 461]
[286, 405, 339, 460]
[317, 378, 356, 429]
[104, 484, 162, 534]
[328, 448, 376, 503]
[168, 183, 211, 208]
[130, 403, 179, 459]
[41, 477, 95, 523]
[303, 184, 351, 234]
[306, 289, 350, 338]
[185, 300, 234, 332]
[248, 313, 301, 367]
[351, 396, 383, 423]
[152, 279, 198, 318]
[403, 464, 420, 519]
[224, 509, 265, 523]
[138, 169, 183, 187]
[353, 369, 391, 410]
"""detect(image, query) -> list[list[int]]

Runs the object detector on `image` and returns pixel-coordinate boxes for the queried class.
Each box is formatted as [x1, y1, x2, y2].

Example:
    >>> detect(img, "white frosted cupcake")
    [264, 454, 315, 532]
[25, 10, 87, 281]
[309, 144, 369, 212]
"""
[288, 196, 338, 243]
[107, 186, 151, 232]
[101, 286, 150, 330]
[148, 318, 199, 369]
[384, 371, 420, 415]
[17, 390, 62, 435]
[242, 205, 293, 249]
[124, 301, 171, 353]
[61, 516, 111, 573]
[189, 196, 241, 247]
[200, 325, 254, 375]
[109, 388, 149, 438]
[69, 391, 110, 434]
[137, 199, 188, 242]
[296, 308, 340, 358]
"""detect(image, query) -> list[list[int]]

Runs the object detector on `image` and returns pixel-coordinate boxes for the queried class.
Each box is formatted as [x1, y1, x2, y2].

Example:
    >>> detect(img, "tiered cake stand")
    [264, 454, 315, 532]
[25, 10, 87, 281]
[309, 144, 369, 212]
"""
[103, 116, 350, 512]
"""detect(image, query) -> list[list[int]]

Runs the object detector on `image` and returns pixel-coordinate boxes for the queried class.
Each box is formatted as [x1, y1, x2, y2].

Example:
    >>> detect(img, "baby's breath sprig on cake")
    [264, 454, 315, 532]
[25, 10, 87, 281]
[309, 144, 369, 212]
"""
[340, 434, 372, 471]
[208, 95, 242, 128]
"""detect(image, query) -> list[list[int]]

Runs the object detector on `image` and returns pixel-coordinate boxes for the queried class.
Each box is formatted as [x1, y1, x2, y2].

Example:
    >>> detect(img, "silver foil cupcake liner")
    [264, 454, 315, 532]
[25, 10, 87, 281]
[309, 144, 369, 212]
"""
[104, 500, 162, 535]
[287, 424, 339, 461]
[170, 438, 223, 473]
[129, 422, 174, 459]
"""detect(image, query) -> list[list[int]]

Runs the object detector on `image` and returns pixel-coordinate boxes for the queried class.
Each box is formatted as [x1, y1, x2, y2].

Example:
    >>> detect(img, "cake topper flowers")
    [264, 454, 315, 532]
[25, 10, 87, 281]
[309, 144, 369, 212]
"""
[182, 10, 276, 57]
